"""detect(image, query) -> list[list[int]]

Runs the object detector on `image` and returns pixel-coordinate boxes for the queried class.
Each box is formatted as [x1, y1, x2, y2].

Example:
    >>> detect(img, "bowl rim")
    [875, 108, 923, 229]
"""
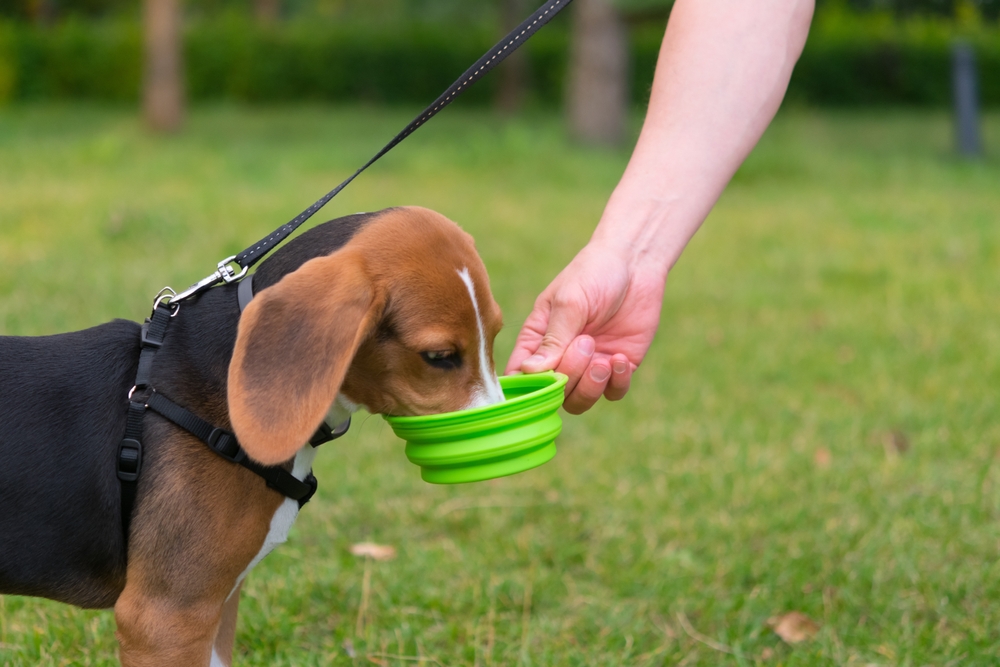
[385, 371, 567, 429]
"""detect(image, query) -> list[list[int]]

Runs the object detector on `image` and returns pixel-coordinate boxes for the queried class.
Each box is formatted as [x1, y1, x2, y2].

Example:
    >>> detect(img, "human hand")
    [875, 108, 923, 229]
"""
[505, 243, 665, 414]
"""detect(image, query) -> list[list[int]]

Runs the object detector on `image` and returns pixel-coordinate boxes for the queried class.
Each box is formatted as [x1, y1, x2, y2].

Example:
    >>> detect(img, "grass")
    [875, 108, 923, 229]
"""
[1, 103, 999, 666]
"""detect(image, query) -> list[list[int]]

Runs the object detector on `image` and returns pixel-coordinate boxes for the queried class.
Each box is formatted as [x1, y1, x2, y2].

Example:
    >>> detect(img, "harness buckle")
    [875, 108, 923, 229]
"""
[117, 438, 143, 482]
[309, 417, 351, 447]
[217, 256, 248, 284]
[206, 427, 245, 464]
[139, 321, 163, 350]
[298, 473, 319, 508]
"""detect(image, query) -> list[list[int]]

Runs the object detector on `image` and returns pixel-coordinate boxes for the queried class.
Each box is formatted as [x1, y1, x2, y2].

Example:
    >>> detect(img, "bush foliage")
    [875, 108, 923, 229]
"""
[789, 7, 1000, 106]
[0, 9, 998, 107]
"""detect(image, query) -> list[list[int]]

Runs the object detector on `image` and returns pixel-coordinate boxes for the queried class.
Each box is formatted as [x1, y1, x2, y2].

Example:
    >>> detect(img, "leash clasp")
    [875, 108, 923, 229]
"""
[169, 255, 248, 305]
[217, 256, 248, 284]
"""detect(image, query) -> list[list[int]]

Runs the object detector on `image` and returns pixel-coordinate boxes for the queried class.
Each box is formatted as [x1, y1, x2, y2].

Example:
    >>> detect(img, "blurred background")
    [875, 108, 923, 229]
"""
[0, 0, 998, 136]
[1, 1, 999, 666]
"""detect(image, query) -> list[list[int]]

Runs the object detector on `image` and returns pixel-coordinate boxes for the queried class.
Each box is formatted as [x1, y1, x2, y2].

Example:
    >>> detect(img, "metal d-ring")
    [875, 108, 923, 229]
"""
[152, 286, 180, 316]
[127, 385, 154, 406]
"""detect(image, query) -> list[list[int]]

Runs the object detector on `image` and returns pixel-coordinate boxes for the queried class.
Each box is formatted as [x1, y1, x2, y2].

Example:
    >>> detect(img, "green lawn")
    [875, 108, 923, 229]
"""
[1, 104, 999, 666]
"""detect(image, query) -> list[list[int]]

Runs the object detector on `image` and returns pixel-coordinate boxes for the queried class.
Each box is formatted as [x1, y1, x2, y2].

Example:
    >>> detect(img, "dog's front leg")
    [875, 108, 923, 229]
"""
[210, 582, 242, 667]
[111, 447, 281, 667]
[114, 579, 226, 667]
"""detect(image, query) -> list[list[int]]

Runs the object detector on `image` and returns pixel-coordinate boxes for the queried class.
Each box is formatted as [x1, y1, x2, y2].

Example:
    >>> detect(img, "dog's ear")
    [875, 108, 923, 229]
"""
[228, 250, 378, 465]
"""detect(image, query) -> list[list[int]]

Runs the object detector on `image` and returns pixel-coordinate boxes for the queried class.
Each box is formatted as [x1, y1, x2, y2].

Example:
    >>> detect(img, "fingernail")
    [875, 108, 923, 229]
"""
[613, 360, 628, 374]
[525, 354, 545, 367]
[577, 337, 595, 355]
[590, 365, 610, 382]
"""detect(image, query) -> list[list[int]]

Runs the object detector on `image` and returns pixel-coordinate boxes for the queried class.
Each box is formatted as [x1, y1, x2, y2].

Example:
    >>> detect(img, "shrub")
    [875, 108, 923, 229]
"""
[787, 8, 1000, 106]
[0, 11, 997, 108]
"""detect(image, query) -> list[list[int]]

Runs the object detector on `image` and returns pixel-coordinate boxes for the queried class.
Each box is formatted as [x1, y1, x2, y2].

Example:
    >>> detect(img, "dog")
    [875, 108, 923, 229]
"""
[0, 206, 504, 666]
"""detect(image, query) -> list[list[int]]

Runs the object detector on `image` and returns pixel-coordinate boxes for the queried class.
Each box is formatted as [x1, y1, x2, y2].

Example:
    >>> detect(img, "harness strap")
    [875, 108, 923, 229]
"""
[118, 303, 174, 538]
[135, 305, 172, 387]
[117, 401, 146, 538]
[146, 392, 321, 507]
[118, 287, 351, 543]
[237, 273, 255, 312]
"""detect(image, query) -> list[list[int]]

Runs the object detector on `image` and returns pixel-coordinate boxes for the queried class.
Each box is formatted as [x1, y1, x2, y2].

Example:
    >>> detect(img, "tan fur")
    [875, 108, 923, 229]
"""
[116, 425, 283, 667]
[229, 207, 502, 466]
[229, 248, 379, 465]
[116, 207, 502, 665]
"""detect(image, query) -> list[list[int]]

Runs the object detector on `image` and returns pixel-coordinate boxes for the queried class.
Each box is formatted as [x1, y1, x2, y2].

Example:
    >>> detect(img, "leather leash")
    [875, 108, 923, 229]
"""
[167, 0, 574, 305]
[118, 0, 574, 541]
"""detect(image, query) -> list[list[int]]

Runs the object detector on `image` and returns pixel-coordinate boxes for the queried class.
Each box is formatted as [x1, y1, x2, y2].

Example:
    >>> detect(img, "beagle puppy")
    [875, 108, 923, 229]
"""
[0, 206, 504, 666]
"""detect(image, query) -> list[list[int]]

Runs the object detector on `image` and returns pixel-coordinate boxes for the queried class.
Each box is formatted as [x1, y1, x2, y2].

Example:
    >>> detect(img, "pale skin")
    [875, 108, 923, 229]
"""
[506, 0, 816, 413]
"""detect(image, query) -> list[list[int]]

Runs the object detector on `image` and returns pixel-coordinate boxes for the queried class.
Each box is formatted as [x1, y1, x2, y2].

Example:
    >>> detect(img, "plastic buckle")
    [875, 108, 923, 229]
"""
[308, 422, 333, 446]
[206, 428, 245, 464]
[139, 321, 163, 349]
[117, 438, 143, 482]
[298, 473, 319, 508]
[309, 417, 351, 447]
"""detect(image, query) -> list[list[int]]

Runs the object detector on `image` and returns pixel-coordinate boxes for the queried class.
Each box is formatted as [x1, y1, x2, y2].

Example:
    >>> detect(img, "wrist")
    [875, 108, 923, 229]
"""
[588, 186, 698, 282]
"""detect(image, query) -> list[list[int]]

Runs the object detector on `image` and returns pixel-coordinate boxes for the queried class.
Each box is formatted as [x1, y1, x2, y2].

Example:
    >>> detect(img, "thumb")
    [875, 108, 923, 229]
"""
[520, 294, 589, 373]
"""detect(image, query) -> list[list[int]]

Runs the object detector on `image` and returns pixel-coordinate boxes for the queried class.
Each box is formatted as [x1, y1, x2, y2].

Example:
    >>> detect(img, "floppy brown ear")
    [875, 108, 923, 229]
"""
[228, 250, 378, 465]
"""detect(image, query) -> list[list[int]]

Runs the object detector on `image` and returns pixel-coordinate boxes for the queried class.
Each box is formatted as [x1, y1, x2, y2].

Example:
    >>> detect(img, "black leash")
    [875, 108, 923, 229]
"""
[118, 0, 572, 541]
[169, 0, 574, 304]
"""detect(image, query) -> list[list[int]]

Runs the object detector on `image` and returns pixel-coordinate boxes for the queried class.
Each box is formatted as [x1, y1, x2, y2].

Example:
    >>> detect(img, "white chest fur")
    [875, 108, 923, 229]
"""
[227, 444, 317, 601]
[226, 395, 357, 602]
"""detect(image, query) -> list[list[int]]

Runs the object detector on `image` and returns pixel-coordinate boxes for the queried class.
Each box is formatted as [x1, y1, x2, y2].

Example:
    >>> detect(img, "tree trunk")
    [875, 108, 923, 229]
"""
[496, 0, 530, 114]
[566, 0, 629, 145]
[255, 0, 281, 25]
[32, 0, 57, 25]
[144, 0, 184, 133]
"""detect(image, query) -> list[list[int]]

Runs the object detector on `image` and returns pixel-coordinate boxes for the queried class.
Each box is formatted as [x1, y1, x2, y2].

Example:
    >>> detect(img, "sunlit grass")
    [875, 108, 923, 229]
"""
[1, 104, 999, 665]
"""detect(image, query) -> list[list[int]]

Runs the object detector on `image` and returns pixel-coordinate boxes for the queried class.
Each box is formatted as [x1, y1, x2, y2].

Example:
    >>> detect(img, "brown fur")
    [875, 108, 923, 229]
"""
[112, 207, 502, 665]
[115, 420, 283, 666]
[229, 207, 502, 465]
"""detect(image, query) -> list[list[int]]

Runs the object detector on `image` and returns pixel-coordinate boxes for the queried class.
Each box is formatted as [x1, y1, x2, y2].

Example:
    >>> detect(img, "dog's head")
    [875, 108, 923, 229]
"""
[227, 207, 504, 465]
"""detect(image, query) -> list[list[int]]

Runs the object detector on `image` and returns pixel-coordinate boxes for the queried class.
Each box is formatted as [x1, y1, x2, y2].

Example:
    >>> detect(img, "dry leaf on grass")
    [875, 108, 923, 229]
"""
[768, 611, 820, 644]
[882, 429, 910, 456]
[814, 447, 832, 468]
[350, 542, 397, 561]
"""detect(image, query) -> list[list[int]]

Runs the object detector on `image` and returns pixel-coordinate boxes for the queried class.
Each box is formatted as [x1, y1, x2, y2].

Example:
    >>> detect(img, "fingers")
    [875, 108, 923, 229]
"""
[505, 310, 547, 375]
[562, 355, 609, 415]
[563, 352, 633, 414]
[519, 292, 588, 374]
[554, 336, 596, 397]
[603, 354, 633, 402]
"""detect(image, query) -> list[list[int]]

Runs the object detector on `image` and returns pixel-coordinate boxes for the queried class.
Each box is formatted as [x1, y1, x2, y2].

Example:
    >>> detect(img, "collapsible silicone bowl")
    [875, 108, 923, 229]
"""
[384, 371, 568, 484]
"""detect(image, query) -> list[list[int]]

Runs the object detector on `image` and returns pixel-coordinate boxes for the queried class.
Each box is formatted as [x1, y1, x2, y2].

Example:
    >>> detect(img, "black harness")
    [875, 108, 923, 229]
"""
[114, 0, 574, 541]
[117, 275, 350, 538]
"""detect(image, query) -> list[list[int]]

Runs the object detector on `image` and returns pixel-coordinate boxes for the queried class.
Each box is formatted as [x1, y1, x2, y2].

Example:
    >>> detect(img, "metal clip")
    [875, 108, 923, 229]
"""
[169, 255, 248, 305]
[217, 256, 248, 284]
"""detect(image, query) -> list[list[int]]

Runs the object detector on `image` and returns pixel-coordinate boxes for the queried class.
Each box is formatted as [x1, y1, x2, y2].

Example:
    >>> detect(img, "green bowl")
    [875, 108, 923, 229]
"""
[384, 371, 568, 484]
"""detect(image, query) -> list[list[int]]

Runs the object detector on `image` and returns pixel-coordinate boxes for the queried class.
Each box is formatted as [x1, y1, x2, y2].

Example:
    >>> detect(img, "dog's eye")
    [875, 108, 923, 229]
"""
[420, 350, 461, 370]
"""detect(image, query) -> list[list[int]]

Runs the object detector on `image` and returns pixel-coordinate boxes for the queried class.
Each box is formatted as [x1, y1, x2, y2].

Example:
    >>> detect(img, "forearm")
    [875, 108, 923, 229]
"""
[591, 0, 815, 277]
